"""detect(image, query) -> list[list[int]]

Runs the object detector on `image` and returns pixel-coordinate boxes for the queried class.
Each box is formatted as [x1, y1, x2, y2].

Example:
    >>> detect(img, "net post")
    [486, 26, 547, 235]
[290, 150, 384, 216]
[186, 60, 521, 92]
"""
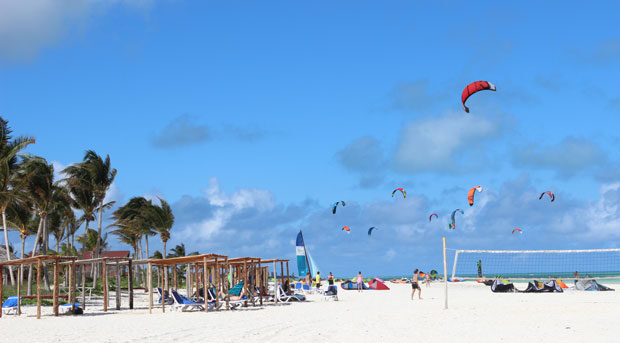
[442, 237, 448, 310]
[451, 250, 459, 280]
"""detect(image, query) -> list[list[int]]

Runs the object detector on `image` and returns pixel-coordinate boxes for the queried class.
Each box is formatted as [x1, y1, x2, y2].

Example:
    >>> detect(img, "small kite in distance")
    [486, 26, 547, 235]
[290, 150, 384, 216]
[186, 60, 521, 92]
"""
[449, 209, 464, 230]
[368, 227, 378, 237]
[539, 191, 555, 202]
[392, 188, 407, 198]
[332, 201, 346, 214]
[462, 80, 496, 113]
[512, 228, 522, 234]
[467, 186, 483, 206]
[342, 226, 350, 233]
[429, 213, 438, 222]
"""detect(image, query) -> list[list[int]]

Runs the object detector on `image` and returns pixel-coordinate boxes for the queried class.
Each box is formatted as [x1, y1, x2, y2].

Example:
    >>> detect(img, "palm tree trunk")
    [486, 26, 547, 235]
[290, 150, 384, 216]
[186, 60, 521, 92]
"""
[162, 239, 167, 291]
[20, 235, 25, 286]
[27, 217, 44, 295]
[145, 235, 150, 259]
[93, 204, 104, 287]
[2, 210, 16, 286]
[41, 216, 51, 291]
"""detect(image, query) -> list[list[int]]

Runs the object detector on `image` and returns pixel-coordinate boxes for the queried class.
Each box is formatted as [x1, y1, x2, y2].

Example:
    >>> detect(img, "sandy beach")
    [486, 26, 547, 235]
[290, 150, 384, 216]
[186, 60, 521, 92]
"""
[2, 282, 618, 343]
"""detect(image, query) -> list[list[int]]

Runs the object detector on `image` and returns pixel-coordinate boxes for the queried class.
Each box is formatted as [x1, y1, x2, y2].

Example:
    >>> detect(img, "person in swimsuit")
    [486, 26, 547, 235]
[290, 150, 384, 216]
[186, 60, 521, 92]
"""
[357, 271, 363, 292]
[411, 269, 422, 300]
[305, 272, 311, 286]
[315, 271, 321, 288]
[328, 272, 335, 285]
[425, 273, 430, 288]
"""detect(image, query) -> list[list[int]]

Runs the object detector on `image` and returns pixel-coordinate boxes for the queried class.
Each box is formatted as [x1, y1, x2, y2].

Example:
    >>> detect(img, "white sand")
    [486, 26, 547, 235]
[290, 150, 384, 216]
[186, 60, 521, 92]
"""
[1, 282, 619, 342]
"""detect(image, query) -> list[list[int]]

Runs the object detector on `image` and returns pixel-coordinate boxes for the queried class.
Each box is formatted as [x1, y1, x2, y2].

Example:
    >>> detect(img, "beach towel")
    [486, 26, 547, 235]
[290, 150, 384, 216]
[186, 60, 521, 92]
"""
[229, 280, 244, 296]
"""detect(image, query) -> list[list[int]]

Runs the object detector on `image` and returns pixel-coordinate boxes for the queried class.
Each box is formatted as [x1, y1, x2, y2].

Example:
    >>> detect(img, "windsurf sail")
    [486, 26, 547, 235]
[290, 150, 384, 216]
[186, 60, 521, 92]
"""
[308, 249, 320, 278]
[296, 230, 311, 277]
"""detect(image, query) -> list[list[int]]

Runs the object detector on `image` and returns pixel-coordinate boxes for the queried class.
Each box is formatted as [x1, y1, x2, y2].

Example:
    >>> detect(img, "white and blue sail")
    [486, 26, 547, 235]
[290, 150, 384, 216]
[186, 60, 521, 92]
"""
[296, 230, 321, 278]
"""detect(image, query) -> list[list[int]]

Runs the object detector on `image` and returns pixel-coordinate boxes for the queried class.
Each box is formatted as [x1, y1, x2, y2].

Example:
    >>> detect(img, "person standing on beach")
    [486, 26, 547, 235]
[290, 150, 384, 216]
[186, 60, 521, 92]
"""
[357, 271, 364, 292]
[315, 271, 321, 288]
[305, 272, 312, 286]
[411, 269, 422, 300]
[425, 273, 430, 288]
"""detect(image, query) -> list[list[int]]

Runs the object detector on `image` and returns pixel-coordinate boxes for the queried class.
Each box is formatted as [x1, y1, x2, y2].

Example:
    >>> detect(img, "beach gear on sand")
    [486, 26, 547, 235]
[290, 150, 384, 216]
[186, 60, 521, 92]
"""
[520, 280, 563, 293]
[368, 278, 390, 290]
[341, 280, 370, 290]
[573, 279, 614, 291]
[490, 279, 515, 292]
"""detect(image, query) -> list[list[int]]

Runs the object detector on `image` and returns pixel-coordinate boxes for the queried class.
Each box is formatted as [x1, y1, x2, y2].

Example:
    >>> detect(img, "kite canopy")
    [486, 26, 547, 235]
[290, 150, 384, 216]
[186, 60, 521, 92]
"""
[391, 187, 407, 198]
[342, 226, 350, 233]
[332, 201, 346, 214]
[461, 81, 496, 113]
[512, 228, 522, 234]
[429, 213, 438, 222]
[368, 278, 390, 290]
[449, 209, 464, 230]
[367, 227, 377, 237]
[467, 186, 483, 206]
[539, 191, 555, 202]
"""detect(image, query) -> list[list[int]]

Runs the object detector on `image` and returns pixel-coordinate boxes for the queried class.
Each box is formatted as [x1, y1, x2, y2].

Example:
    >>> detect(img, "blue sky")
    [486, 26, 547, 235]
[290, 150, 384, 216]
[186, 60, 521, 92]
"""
[1, 1, 620, 277]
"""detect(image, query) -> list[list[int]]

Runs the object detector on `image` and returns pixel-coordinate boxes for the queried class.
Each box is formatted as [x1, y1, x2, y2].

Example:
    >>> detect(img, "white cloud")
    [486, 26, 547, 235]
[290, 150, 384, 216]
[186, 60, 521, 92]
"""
[512, 136, 606, 177]
[0, 0, 153, 61]
[394, 111, 507, 173]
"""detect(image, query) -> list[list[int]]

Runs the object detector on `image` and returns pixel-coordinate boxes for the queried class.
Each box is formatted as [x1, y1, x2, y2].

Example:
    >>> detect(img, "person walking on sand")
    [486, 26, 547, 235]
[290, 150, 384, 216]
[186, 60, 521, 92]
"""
[425, 272, 430, 288]
[357, 271, 363, 292]
[411, 269, 422, 300]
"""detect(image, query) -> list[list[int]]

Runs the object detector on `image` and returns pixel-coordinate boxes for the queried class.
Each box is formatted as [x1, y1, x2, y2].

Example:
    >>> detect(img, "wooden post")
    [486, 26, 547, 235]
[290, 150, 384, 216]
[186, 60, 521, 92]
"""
[186, 263, 191, 298]
[147, 262, 152, 314]
[173, 265, 177, 290]
[68, 262, 73, 311]
[273, 261, 278, 304]
[160, 266, 165, 313]
[443, 237, 448, 310]
[17, 263, 22, 315]
[116, 261, 121, 310]
[214, 258, 219, 310]
[128, 259, 134, 309]
[280, 261, 284, 286]
[103, 259, 108, 312]
[225, 259, 230, 310]
[70, 262, 76, 312]
[36, 258, 42, 319]
[258, 259, 263, 305]
[203, 257, 208, 313]
[81, 264, 86, 310]
[286, 261, 290, 283]
[243, 260, 248, 307]
[0, 263, 3, 318]
[53, 259, 59, 316]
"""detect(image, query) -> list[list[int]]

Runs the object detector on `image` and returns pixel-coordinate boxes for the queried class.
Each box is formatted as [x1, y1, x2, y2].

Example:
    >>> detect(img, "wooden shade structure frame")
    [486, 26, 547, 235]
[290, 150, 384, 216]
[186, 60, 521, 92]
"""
[133, 254, 228, 314]
[62, 257, 135, 312]
[0, 255, 77, 319]
[259, 259, 289, 304]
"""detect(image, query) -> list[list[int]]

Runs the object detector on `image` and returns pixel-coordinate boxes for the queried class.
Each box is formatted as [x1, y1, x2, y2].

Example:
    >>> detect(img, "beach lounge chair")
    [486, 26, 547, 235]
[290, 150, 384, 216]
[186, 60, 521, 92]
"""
[59, 302, 81, 314]
[170, 289, 206, 312]
[157, 288, 174, 305]
[206, 287, 240, 310]
[278, 285, 304, 302]
[323, 285, 338, 301]
[2, 296, 19, 315]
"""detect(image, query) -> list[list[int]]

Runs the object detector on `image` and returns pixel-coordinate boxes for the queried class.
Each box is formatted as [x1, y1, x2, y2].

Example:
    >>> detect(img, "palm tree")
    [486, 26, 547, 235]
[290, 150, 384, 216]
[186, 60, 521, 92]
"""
[80, 151, 116, 261]
[61, 209, 82, 254]
[6, 200, 37, 285]
[169, 243, 186, 258]
[48, 187, 72, 253]
[62, 162, 97, 255]
[111, 197, 156, 260]
[76, 228, 109, 253]
[16, 155, 55, 293]
[148, 198, 174, 261]
[0, 117, 35, 285]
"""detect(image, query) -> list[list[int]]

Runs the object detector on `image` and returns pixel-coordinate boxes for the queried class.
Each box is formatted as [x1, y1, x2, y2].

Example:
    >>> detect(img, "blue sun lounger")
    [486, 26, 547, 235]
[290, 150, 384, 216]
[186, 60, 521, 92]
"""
[170, 289, 207, 312]
[2, 296, 19, 315]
